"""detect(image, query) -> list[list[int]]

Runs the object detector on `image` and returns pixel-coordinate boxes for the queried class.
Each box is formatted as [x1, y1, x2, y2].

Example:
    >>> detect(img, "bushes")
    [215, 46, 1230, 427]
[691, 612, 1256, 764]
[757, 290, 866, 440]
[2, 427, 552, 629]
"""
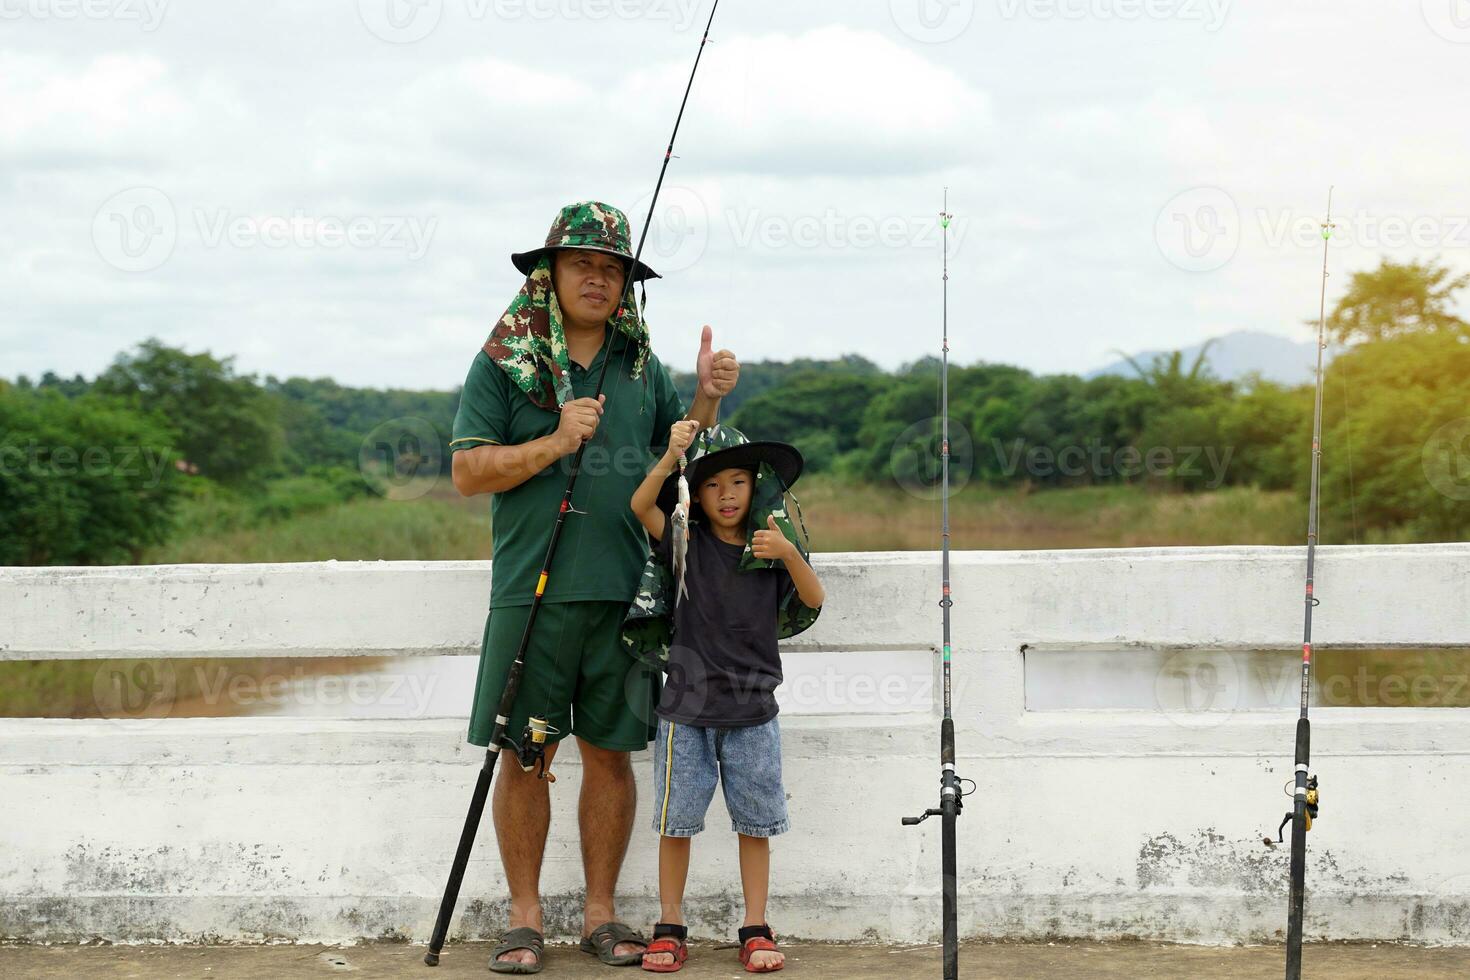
[0, 388, 181, 564]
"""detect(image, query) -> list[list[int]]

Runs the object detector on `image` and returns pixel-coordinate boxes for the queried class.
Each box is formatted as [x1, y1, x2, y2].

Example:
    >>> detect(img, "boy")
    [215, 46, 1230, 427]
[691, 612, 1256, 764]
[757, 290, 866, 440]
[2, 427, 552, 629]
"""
[627, 421, 825, 973]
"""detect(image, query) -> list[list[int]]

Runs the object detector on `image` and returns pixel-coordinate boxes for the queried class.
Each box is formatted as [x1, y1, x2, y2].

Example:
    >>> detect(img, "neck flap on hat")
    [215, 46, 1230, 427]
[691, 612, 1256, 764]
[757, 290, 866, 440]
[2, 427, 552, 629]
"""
[482, 255, 650, 411]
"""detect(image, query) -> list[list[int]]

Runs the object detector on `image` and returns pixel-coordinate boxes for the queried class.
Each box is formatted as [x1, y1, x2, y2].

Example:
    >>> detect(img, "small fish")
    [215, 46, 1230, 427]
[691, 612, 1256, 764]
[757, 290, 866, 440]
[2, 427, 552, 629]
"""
[671, 454, 690, 607]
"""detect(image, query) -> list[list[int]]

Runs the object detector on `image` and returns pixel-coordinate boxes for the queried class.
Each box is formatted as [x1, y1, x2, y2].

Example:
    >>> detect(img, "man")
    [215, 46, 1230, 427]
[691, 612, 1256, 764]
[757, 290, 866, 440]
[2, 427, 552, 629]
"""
[450, 201, 739, 973]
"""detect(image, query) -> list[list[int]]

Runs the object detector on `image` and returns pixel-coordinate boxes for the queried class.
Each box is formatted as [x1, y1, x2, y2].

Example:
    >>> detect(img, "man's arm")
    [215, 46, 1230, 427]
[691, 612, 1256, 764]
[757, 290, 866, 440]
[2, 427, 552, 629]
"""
[451, 395, 604, 497]
[453, 434, 566, 496]
[687, 325, 738, 429]
[686, 389, 721, 430]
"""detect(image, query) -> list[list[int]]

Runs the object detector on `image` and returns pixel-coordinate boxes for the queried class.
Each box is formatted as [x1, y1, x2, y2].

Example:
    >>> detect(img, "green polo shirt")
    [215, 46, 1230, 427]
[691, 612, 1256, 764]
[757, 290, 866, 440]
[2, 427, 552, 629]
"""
[451, 333, 686, 609]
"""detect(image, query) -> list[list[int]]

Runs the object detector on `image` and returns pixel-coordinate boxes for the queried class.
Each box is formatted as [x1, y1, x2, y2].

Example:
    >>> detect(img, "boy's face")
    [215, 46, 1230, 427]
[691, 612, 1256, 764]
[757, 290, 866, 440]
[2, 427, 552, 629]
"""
[697, 466, 754, 534]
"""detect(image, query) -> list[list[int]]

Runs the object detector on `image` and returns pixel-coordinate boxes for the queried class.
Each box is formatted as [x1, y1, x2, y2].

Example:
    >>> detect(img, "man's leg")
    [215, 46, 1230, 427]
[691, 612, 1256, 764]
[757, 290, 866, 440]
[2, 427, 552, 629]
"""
[489, 740, 561, 967]
[577, 736, 645, 957]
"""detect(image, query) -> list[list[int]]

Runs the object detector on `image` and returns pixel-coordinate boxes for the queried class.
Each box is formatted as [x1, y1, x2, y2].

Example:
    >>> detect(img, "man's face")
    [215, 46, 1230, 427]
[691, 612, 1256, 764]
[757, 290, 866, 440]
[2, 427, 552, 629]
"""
[697, 466, 754, 534]
[552, 248, 626, 327]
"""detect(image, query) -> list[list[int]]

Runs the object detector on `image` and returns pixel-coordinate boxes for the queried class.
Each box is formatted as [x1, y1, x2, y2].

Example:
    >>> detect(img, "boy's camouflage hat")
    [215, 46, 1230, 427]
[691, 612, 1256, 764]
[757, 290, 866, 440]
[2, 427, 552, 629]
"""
[511, 201, 660, 283]
[621, 424, 821, 671]
[654, 423, 803, 517]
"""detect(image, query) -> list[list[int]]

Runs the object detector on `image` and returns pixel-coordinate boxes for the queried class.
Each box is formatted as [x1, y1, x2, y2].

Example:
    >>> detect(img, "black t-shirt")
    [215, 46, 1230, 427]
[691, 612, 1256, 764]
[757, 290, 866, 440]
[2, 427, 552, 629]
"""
[652, 519, 792, 727]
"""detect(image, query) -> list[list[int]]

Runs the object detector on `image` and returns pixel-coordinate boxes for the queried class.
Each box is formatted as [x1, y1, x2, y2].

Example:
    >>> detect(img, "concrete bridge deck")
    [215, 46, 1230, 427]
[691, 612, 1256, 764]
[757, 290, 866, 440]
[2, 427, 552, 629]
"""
[5, 940, 1470, 979]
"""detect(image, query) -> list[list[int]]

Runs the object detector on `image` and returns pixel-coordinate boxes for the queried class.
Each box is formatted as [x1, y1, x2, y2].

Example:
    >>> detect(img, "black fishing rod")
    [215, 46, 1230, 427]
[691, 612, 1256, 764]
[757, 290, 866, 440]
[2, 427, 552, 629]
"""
[423, 3, 720, 965]
[1270, 188, 1334, 980]
[902, 190, 968, 980]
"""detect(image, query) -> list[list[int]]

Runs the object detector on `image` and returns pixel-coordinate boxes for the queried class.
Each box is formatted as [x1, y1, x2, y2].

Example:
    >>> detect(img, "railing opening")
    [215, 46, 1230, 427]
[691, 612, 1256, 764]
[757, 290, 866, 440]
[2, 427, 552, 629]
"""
[1024, 647, 1470, 713]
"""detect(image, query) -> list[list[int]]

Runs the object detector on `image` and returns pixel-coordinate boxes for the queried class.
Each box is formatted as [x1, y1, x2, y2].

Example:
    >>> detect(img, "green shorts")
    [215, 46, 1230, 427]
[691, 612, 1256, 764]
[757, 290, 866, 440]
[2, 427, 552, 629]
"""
[467, 600, 662, 752]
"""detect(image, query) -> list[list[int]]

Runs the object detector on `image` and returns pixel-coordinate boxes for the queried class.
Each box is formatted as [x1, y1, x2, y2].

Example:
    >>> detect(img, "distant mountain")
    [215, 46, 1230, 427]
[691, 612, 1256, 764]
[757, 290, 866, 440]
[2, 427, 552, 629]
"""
[1087, 330, 1328, 386]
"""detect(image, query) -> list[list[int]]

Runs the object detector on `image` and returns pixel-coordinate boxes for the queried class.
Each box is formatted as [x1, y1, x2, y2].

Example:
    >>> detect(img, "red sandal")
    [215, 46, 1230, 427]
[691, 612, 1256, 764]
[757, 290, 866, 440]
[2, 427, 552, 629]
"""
[738, 924, 783, 973]
[641, 923, 689, 973]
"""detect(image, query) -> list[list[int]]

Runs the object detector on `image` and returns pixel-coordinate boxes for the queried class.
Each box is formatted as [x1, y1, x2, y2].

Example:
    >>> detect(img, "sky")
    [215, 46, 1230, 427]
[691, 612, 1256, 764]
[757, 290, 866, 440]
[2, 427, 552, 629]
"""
[3, 0, 1469, 390]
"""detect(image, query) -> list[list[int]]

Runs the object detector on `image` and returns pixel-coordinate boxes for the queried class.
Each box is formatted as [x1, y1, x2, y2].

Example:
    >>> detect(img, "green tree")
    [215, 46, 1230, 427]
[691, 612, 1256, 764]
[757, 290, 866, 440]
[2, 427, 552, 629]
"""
[0, 388, 182, 564]
[729, 372, 885, 472]
[1326, 258, 1470, 343]
[94, 339, 280, 485]
[1317, 332, 1470, 541]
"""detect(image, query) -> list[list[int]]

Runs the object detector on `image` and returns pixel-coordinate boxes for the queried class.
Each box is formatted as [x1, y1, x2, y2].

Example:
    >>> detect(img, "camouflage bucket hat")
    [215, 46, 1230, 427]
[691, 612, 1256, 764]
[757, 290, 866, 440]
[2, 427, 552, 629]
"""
[654, 423, 804, 516]
[511, 200, 660, 283]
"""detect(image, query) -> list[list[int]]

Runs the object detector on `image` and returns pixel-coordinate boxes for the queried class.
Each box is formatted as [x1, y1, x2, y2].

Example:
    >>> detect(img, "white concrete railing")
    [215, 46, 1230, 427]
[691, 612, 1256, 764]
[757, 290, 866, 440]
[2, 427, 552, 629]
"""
[2, 545, 1469, 946]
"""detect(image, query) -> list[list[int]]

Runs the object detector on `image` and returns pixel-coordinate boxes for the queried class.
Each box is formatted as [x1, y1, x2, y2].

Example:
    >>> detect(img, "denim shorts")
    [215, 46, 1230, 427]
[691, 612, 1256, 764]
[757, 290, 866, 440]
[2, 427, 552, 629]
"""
[651, 716, 789, 838]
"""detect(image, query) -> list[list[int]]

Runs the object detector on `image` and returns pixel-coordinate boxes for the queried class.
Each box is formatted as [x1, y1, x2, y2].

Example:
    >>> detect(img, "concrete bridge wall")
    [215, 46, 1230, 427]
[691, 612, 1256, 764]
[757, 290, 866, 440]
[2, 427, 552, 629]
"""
[2, 546, 1468, 944]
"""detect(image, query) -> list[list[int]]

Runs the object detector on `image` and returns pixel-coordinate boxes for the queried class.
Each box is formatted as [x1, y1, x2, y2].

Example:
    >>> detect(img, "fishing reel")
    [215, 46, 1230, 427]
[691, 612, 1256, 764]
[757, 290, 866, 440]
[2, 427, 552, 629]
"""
[1263, 775, 1319, 846]
[514, 716, 559, 783]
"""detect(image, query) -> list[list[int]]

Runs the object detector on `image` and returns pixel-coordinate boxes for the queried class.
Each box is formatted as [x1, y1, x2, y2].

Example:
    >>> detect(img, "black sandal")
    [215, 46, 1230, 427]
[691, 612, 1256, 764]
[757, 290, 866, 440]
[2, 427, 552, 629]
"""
[581, 920, 649, 966]
[489, 925, 545, 975]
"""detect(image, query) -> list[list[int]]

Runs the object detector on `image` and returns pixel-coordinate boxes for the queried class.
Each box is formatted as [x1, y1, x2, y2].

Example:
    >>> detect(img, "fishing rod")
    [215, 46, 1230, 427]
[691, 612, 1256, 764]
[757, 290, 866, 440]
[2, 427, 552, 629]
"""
[902, 189, 970, 980]
[1268, 187, 1334, 980]
[423, 3, 721, 965]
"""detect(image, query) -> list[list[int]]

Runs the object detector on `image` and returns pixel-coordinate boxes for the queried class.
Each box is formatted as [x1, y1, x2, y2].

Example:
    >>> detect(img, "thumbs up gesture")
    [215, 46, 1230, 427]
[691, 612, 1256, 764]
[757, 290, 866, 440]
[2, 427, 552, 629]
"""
[752, 513, 797, 562]
[696, 324, 740, 399]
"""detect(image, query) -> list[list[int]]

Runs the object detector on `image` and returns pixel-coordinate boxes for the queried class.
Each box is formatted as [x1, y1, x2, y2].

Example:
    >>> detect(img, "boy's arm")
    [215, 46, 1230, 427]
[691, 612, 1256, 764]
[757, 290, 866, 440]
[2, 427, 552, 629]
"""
[631, 450, 679, 541]
[781, 551, 825, 609]
[753, 514, 825, 608]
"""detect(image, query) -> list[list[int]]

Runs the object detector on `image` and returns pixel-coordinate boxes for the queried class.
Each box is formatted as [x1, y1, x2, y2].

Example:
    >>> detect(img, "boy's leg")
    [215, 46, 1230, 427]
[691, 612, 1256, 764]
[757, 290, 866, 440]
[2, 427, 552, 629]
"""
[644, 834, 693, 969]
[717, 719, 789, 970]
[658, 835, 692, 924]
[736, 836, 783, 970]
[737, 833, 771, 927]
[645, 717, 718, 969]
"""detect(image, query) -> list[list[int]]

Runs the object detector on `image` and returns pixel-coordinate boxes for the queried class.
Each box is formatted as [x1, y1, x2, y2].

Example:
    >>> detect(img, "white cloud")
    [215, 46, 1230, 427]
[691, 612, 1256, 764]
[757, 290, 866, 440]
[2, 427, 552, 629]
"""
[2, 2, 1468, 390]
